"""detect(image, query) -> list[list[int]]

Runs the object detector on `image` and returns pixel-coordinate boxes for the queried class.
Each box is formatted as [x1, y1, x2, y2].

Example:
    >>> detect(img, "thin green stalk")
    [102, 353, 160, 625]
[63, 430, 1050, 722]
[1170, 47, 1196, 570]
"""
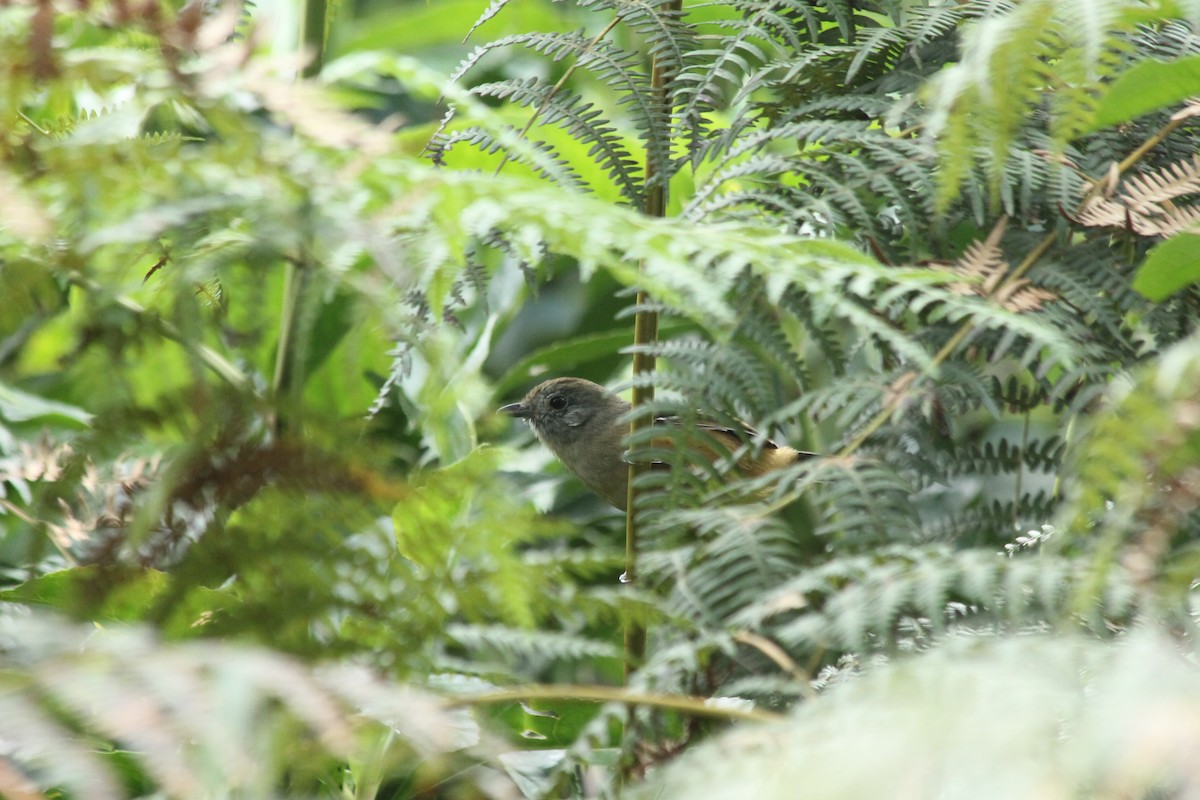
[447, 684, 785, 725]
[271, 0, 328, 431]
[271, 258, 302, 397]
[299, 0, 327, 79]
[624, 0, 681, 681]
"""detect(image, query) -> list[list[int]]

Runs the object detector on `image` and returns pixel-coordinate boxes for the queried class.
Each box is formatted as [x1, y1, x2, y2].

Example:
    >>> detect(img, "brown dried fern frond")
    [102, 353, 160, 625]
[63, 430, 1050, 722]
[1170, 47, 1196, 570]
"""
[994, 279, 1057, 313]
[955, 219, 1009, 294]
[1133, 200, 1200, 237]
[1075, 196, 1129, 229]
[1171, 97, 1200, 121]
[1119, 154, 1200, 212]
[931, 220, 1056, 312]
[1073, 156, 1200, 237]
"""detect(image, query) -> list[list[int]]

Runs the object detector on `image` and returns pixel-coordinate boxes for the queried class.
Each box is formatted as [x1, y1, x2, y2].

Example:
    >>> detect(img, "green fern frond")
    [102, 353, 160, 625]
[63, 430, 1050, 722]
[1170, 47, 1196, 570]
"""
[445, 623, 623, 669]
[845, 3, 971, 85]
[592, 0, 697, 89]
[810, 460, 921, 546]
[0, 615, 471, 798]
[936, 492, 1060, 543]
[925, 0, 1142, 206]
[941, 437, 1066, 478]
[1057, 332, 1200, 605]
[463, 0, 515, 42]
[738, 545, 1134, 652]
[429, 126, 590, 190]
[472, 80, 646, 201]
[641, 508, 807, 625]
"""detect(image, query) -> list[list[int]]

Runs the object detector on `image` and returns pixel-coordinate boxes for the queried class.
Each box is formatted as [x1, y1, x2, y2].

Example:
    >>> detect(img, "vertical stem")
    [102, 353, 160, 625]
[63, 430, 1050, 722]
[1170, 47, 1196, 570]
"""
[1014, 410, 1030, 531]
[299, 0, 327, 79]
[623, 0, 681, 680]
[272, 0, 327, 434]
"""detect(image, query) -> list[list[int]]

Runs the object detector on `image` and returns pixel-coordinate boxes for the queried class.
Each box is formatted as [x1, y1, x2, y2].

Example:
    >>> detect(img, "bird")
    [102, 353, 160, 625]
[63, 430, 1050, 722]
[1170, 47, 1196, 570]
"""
[498, 377, 815, 510]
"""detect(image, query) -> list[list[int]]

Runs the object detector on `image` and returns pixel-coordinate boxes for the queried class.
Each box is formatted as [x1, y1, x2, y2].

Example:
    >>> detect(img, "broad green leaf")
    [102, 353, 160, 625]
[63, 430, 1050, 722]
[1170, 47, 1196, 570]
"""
[1, 566, 167, 619]
[0, 382, 93, 427]
[1086, 55, 1200, 133]
[1131, 233, 1200, 301]
[494, 323, 690, 395]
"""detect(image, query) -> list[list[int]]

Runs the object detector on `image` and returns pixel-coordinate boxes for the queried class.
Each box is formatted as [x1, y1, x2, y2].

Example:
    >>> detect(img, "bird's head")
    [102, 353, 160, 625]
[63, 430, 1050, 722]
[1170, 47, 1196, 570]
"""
[499, 377, 625, 448]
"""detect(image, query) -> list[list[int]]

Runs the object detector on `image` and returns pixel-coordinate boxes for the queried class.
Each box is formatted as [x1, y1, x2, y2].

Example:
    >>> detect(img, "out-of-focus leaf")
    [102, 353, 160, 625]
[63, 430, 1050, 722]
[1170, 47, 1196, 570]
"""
[0, 613, 494, 799]
[78, 196, 238, 252]
[494, 323, 689, 395]
[0, 260, 63, 352]
[1086, 54, 1200, 133]
[393, 448, 568, 630]
[633, 633, 1200, 800]
[1131, 233, 1200, 300]
[1, 566, 166, 619]
[0, 383, 92, 427]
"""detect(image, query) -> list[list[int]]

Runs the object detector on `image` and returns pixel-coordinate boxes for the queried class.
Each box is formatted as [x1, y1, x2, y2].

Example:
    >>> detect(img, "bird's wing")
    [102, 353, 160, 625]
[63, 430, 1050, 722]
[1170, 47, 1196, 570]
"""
[641, 415, 818, 472]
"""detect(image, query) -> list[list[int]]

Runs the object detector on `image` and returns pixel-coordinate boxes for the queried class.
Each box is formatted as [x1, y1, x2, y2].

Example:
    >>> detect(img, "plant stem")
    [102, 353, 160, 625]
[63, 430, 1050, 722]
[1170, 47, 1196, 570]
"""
[624, 0, 681, 681]
[299, 0, 327, 79]
[448, 684, 785, 724]
[271, 0, 328, 433]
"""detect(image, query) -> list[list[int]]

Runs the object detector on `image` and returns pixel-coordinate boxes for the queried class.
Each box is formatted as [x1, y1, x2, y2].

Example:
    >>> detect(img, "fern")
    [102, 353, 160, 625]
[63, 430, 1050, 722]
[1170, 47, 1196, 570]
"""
[1075, 154, 1200, 236]
[8, 1, 1200, 795]
[0, 614, 478, 798]
[924, 0, 1138, 205]
[635, 632, 1200, 800]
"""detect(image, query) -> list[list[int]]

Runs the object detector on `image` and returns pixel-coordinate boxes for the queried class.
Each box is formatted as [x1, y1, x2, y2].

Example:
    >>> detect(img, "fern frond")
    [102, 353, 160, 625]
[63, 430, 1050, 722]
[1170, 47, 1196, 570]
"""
[428, 126, 589, 191]
[470, 79, 645, 202]
[463, 0, 514, 43]
[642, 508, 808, 625]
[0, 615, 472, 798]
[1118, 154, 1200, 210]
[945, 437, 1067, 478]
[920, 492, 1061, 546]
[446, 624, 623, 669]
[1058, 332, 1200, 605]
[638, 633, 1200, 800]
[925, 0, 1138, 205]
[811, 460, 921, 546]
[592, 0, 696, 92]
[737, 545, 1134, 652]
[1074, 155, 1200, 236]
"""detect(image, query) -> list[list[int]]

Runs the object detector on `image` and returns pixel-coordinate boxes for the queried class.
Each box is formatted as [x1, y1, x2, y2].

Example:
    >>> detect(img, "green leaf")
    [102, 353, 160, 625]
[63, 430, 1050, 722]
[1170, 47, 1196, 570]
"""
[0, 382, 93, 427]
[494, 323, 689, 395]
[1131, 233, 1200, 301]
[1, 566, 167, 620]
[0, 260, 65, 343]
[1087, 55, 1200, 133]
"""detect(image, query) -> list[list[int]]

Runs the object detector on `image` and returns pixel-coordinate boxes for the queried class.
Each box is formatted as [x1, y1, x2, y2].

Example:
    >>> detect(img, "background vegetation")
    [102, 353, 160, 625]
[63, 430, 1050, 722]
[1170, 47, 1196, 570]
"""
[3, 0, 1200, 797]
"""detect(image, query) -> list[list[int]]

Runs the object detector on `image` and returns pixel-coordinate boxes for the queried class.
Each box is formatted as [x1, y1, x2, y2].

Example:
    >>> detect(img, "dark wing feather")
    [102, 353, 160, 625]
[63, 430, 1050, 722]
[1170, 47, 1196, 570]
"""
[647, 415, 819, 470]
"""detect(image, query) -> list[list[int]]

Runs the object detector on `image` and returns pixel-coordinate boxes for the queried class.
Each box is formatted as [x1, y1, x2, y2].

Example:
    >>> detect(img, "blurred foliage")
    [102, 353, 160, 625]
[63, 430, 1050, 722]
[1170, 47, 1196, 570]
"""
[3, 0, 1200, 798]
[634, 629, 1200, 800]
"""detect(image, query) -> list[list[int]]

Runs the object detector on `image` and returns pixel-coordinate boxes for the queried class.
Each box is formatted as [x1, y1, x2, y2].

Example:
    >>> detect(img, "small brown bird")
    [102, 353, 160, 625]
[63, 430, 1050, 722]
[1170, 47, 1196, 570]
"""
[499, 377, 814, 510]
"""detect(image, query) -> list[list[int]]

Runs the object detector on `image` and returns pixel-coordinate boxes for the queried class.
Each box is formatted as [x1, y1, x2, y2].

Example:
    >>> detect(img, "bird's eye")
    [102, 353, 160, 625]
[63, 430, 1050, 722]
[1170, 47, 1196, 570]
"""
[548, 395, 567, 410]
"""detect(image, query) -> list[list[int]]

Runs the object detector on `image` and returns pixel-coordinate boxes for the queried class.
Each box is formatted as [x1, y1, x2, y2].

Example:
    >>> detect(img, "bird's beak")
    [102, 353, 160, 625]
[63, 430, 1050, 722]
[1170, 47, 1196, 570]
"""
[499, 401, 532, 419]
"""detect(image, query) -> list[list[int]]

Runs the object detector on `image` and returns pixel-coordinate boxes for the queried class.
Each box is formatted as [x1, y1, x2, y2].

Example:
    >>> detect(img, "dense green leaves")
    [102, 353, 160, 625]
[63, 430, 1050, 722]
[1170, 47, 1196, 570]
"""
[3, 0, 1200, 797]
[635, 632, 1200, 800]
